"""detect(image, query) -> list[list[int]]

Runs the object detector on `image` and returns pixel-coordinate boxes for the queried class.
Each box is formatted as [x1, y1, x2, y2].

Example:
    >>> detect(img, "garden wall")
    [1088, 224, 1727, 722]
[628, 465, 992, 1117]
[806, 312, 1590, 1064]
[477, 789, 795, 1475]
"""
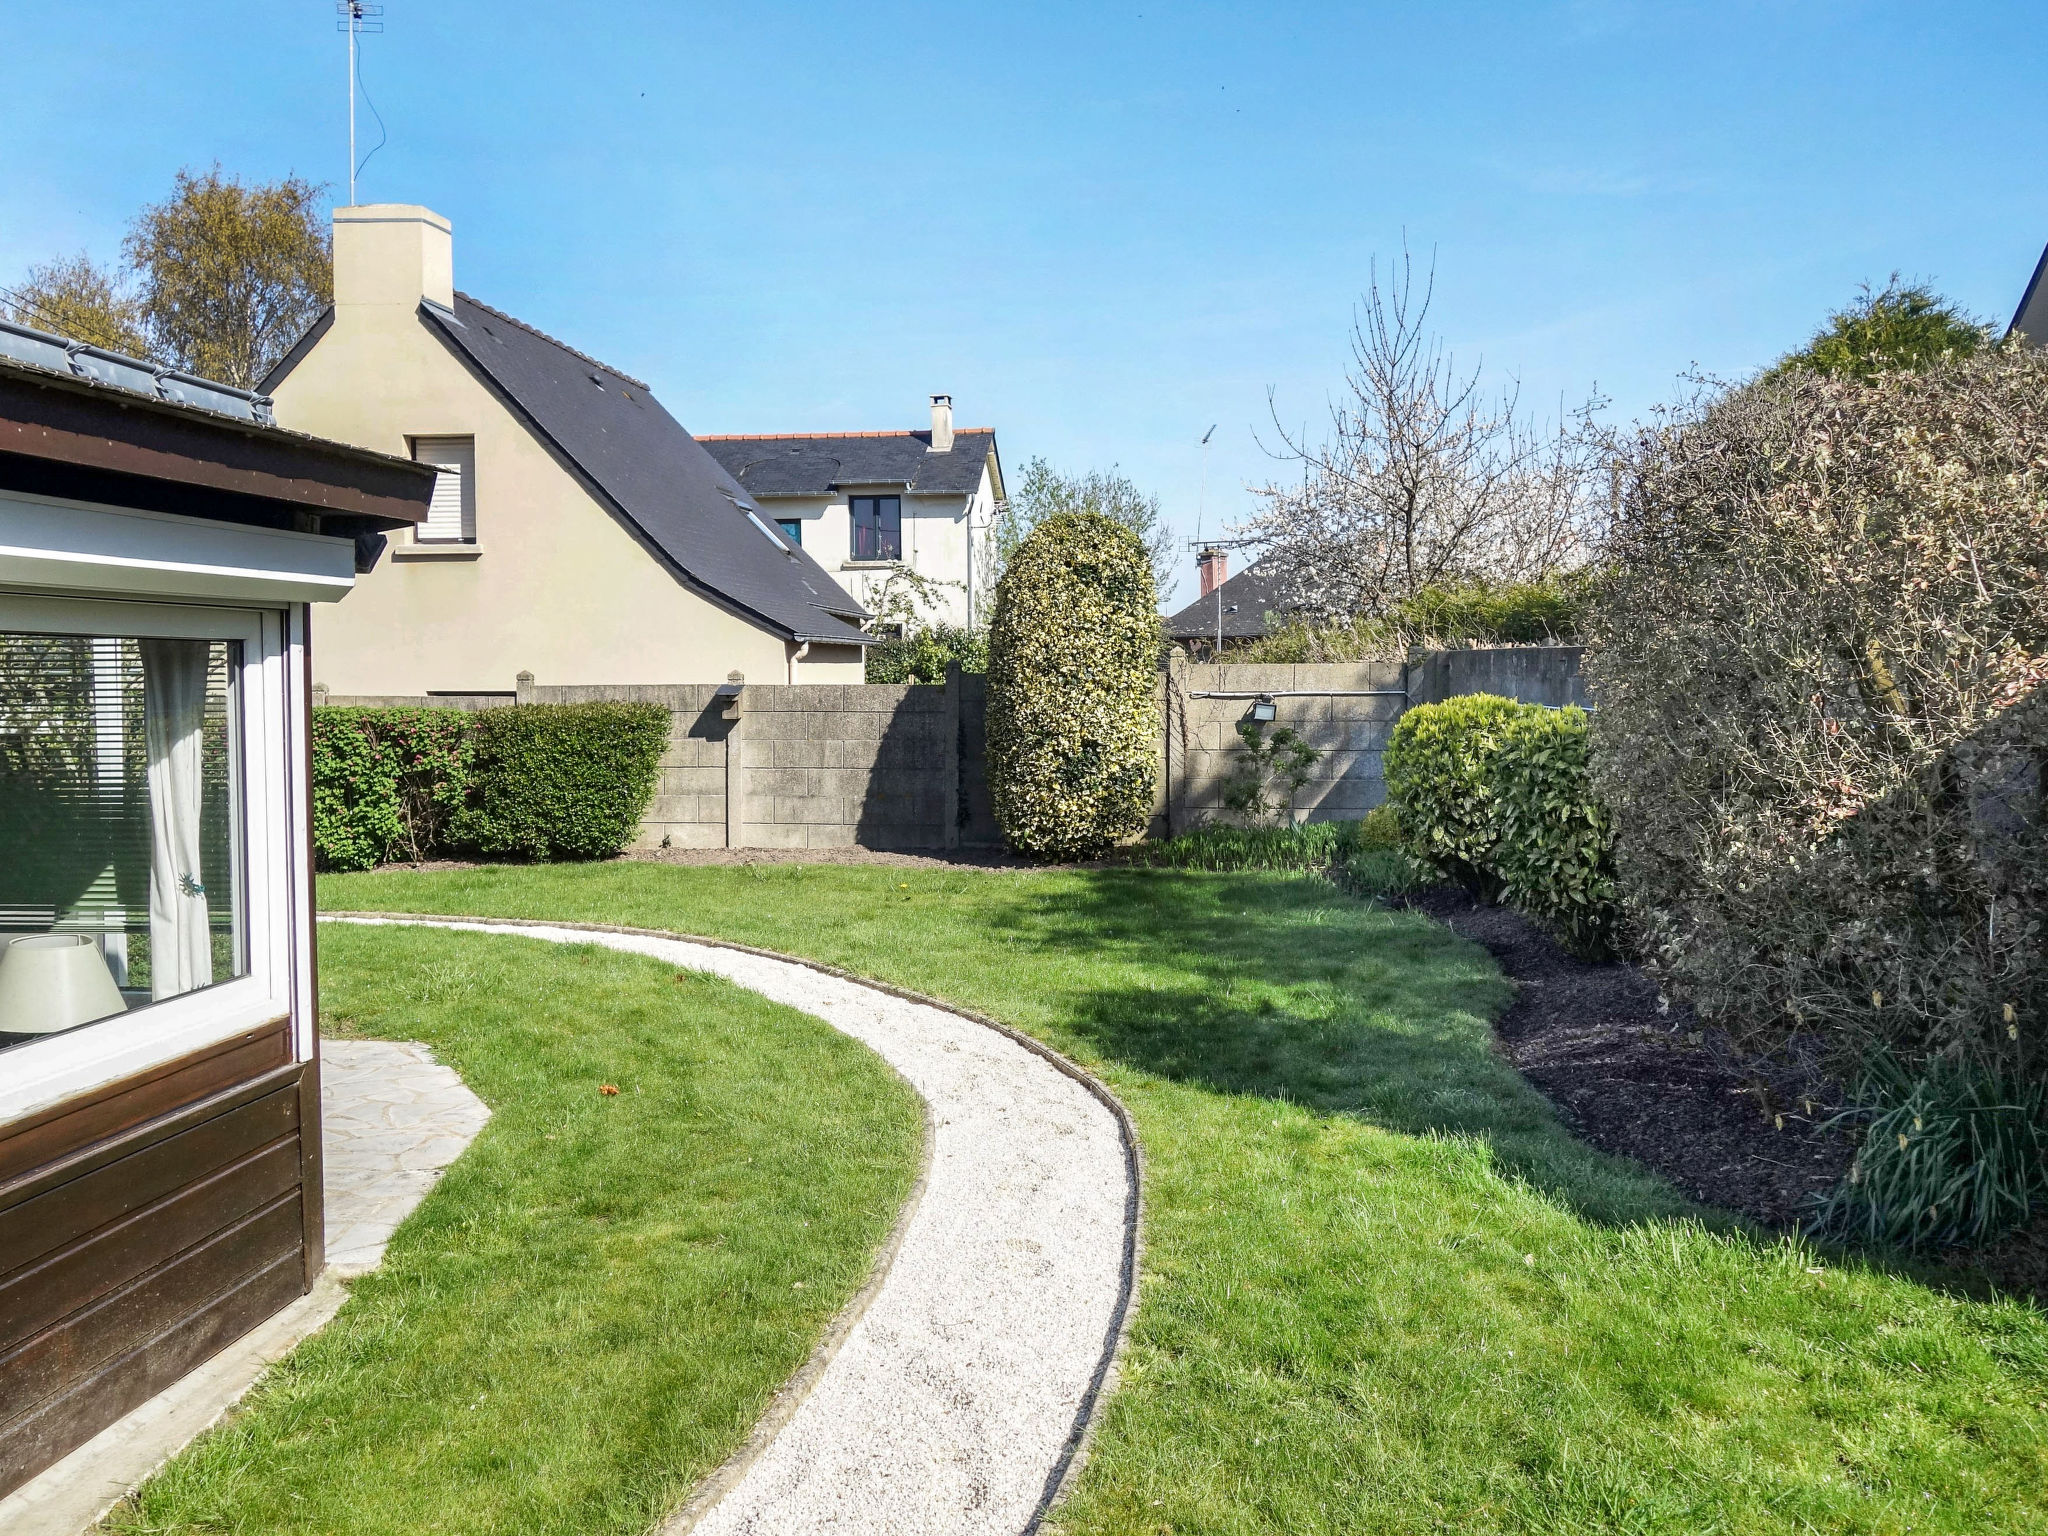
[321, 645, 1583, 850]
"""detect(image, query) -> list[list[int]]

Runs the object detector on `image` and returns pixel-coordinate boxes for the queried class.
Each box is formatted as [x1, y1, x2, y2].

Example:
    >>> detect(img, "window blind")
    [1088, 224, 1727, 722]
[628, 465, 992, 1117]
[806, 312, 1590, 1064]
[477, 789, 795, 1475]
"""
[413, 437, 476, 543]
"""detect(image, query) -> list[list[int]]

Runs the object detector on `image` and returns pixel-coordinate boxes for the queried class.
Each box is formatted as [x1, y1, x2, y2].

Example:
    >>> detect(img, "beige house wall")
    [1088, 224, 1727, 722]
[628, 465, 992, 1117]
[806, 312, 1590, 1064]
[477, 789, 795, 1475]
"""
[269, 205, 864, 695]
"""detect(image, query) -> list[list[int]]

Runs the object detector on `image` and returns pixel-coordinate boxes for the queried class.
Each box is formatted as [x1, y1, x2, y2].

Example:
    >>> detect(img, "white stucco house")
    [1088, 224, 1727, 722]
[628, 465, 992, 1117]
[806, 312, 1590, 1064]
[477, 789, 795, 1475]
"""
[700, 399, 1005, 631]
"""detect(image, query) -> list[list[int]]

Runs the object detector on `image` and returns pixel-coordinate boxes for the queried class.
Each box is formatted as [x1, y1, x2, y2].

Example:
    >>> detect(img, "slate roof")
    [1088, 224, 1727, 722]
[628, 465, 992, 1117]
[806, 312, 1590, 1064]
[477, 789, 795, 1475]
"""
[698, 430, 997, 499]
[1164, 559, 1287, 642]
[417, 295, 873, 646]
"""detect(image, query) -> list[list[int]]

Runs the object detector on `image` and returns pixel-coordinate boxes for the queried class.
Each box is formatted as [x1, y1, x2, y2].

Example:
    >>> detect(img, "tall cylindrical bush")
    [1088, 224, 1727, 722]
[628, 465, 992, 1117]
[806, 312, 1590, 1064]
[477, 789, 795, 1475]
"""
[985, 512, 1160, 857]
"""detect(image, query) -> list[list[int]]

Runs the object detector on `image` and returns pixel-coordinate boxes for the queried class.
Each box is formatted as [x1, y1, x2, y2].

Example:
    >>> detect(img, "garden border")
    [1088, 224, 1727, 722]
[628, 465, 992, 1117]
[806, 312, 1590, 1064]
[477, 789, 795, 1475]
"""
[322, 911, 1148, 1532]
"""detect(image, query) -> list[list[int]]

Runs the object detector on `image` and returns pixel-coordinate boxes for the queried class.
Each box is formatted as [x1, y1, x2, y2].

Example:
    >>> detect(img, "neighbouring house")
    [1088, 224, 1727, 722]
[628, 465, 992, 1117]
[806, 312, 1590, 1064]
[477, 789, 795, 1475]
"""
[0, 316, 434, 1497]
[260, 205, 874, 695]
[1164, 547, 1283, 656]
[699, 399, 1005, 631]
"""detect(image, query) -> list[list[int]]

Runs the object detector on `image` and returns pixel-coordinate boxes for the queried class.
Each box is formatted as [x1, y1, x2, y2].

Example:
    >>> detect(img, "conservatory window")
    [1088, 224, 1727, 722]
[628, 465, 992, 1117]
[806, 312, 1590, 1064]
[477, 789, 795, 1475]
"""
[0, 632, 246, 1049]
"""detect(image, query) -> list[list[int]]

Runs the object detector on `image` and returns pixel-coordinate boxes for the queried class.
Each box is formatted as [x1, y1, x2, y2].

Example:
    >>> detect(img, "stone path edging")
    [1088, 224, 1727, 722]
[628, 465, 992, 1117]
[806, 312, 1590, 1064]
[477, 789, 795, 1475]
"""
[325, 913, 1145, 1536]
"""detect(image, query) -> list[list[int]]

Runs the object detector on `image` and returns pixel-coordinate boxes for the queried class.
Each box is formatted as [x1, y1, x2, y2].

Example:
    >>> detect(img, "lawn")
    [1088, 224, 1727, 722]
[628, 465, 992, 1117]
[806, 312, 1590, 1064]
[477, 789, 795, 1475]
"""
[106, 922, 923, 1536]
[318, 859, 2048, 1536]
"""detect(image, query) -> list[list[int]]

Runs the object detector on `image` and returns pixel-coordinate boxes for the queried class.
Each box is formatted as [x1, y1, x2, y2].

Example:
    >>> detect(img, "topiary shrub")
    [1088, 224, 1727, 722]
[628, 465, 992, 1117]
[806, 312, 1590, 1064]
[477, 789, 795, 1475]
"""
[985, 511, 1160, 858]
[1488, 704, 1615, 954]
[312, 707, 475, 871]
[1586, 347, 2048, 1086]
[451, 702, 671, 860]
[1382, 693, 1521, 890]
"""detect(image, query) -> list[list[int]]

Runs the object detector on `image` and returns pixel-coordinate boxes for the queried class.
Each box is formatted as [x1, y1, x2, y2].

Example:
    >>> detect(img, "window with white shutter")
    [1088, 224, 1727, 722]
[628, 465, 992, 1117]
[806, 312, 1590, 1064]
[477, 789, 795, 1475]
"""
[410, 437, 476, 544]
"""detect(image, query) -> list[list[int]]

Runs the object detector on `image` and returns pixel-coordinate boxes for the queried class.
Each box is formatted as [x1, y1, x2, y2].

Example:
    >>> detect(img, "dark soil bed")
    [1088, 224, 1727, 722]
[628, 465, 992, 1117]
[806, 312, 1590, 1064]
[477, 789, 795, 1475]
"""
[1404, 886, 1853, 1229]
[1405, 886, 2048, 1302]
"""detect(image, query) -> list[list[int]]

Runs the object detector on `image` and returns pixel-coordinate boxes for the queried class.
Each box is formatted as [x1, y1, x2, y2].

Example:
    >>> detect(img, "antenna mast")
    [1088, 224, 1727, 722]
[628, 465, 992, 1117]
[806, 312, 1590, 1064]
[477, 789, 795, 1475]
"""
[338, 2, 385, 206]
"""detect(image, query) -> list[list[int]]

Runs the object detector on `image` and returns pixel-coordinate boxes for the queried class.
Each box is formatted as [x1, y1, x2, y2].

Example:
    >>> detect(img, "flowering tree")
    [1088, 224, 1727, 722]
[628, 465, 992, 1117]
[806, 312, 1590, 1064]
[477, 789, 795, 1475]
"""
[1242, 248, 1608, 619]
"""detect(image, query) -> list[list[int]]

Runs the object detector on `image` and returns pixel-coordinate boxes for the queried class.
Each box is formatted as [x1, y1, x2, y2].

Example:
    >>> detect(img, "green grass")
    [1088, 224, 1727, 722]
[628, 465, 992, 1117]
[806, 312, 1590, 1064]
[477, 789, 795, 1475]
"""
[318, 859, 2048, 1535]
[107, 923, 922, 1536]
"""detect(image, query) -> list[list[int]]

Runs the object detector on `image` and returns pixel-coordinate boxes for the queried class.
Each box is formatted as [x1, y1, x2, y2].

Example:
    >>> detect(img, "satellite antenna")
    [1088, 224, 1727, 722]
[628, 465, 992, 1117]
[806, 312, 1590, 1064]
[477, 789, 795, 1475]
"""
[337, 2, 386, 207]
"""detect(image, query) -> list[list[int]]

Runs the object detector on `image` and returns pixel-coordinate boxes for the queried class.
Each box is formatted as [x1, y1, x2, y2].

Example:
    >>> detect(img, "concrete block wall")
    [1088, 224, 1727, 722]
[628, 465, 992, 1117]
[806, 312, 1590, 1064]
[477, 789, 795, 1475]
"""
[1165, 661, 1409, 831]
[321, 646, 1587, 852]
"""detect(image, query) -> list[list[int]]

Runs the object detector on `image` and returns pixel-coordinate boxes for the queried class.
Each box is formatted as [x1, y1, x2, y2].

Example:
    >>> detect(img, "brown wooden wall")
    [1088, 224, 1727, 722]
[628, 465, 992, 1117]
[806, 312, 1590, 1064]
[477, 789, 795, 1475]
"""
[0, 1021, 318, 1498]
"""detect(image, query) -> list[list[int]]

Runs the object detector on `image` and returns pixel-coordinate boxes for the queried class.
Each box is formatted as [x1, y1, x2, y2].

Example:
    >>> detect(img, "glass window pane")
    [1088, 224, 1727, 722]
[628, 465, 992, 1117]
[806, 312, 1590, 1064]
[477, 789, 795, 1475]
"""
[0, 633, 247, 1050]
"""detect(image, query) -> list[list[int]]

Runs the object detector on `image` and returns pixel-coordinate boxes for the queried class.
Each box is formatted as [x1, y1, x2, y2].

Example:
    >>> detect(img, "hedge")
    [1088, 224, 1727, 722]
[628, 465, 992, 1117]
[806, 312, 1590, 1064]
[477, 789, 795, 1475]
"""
[1384, 693, 1615, 953]
[311, 702, 669, 870]
[985, 511, 1160, 858]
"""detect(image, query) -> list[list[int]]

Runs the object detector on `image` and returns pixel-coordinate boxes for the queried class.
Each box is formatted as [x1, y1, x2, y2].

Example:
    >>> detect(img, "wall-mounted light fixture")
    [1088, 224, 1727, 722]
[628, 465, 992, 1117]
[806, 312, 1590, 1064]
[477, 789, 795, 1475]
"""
[1247, 695, 1278, 723]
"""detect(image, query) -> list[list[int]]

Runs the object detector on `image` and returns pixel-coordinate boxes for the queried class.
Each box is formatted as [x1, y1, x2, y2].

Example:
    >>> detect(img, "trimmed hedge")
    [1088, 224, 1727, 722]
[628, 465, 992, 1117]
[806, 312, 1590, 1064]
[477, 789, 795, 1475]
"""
[311, 702, 669, 870]
[1385, 693, 1616, 952]
[985, 511, 1160, 858]
[312, 708, 474, 872]
[453, 702, 671, 860]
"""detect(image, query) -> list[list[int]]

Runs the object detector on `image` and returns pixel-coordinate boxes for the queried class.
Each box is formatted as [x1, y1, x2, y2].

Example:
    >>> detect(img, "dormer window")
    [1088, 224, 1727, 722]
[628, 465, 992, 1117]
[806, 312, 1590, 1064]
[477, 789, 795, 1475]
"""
[411, 437, 476, 544]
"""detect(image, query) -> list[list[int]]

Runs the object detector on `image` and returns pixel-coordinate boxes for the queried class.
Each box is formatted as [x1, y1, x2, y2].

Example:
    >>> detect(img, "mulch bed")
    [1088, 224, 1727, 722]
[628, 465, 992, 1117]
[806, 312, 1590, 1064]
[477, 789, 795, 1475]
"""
[1403, 887, 1854, 1228]
[1405, 886, 2048, 1302]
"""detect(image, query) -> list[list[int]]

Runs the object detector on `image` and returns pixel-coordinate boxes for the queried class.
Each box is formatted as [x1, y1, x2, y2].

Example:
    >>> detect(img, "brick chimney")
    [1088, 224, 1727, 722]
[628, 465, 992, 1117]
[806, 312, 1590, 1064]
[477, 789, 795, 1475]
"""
[332, 204, 454, 311]
[928, 393, 954, 453]
[1197, 546, 1228, 596]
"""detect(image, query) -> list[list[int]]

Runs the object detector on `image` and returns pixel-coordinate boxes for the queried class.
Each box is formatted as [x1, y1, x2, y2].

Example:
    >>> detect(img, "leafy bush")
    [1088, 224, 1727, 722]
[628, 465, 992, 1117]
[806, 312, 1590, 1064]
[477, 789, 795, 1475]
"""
[1382, 694, 1522, 890]
[312, 708, 474, 871]
[1771, 279, 1989, 382]
[1384, 694, 1615, 950]
[1586, 346, 2048, 1086]
[1489, 706, 1615, 953]
[1812, 1055, 2048, 1250]
[452, 703, 671, 861]
[985, 512, 1161, 858]
[864, 624, 987, 684]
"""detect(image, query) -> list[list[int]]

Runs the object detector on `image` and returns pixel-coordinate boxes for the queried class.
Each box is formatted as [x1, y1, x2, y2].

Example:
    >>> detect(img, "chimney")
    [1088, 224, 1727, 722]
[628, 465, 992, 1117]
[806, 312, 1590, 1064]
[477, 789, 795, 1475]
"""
[333, 204, 454, 311]
[928, 393, 954, 453]
[1198, 546, 1228, 596]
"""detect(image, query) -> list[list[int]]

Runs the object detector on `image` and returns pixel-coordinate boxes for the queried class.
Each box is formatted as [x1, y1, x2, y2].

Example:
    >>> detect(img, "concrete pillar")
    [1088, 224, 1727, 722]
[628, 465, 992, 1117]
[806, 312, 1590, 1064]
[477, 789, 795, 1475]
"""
[943, 661, 962, 850]
[722, 671, 746, 849]
[515, 670, 534, 706]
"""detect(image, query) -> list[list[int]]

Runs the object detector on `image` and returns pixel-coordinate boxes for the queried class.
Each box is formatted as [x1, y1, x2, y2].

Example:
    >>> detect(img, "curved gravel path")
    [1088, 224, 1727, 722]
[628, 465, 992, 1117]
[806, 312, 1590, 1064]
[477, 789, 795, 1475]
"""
[327, 916, 1139, 1536]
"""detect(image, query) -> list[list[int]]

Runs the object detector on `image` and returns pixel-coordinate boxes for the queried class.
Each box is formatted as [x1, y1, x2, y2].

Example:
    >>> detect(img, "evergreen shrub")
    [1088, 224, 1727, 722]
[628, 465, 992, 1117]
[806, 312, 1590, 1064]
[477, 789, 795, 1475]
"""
[452, 702, 672, 860]
[311, 708, 474, 871]
[1382, 693, 1522, 891]
[985, 511, 1160, 857]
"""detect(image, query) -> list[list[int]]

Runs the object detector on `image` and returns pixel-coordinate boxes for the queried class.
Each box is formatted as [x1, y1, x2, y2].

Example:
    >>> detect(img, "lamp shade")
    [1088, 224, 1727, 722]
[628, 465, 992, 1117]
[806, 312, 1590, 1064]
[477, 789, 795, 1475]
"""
[0, 935, 129, 1035]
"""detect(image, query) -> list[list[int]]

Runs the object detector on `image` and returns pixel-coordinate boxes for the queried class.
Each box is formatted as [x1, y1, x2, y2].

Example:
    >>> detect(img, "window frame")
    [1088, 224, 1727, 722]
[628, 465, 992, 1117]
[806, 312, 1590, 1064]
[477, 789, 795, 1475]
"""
[849, 495, 902, 562]
[776, 518, 803, 548]
[409, 435, 478, 546]
[0, 592, 295, 1125]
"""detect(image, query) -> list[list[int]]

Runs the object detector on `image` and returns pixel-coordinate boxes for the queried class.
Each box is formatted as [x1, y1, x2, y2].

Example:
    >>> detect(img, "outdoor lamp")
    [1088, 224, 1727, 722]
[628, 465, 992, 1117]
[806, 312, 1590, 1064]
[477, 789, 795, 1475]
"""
[1248, 696, 1278, 723]
[0, 934, 129, 1036]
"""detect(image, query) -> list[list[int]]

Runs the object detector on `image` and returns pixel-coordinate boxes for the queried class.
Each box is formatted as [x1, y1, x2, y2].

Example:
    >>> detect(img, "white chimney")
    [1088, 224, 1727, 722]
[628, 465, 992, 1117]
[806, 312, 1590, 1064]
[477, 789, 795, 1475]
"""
[333, 204, 454, 311]
[928, 393, 954, 453]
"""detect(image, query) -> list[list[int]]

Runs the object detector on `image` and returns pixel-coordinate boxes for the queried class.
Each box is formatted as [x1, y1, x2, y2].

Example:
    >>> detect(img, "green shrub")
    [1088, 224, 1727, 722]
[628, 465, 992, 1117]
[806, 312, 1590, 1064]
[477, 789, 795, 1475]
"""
[312, 708, 475, 872]
[864, 624, 987, 684]
[1220, 720, 1319, 824]
[1387, 573, 1591, 645]
[451, 703, 671, 861]
[1489, 706, 1615, 954]
[1382, 694, 1522, 890]
[1812, 1054, 2048, 1250]
[985, 512, 1161, 858]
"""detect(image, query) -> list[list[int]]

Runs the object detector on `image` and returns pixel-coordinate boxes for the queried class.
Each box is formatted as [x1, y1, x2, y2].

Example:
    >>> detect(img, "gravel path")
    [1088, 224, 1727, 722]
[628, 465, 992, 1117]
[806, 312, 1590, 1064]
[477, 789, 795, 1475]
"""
[328, 916, 1138, 1536]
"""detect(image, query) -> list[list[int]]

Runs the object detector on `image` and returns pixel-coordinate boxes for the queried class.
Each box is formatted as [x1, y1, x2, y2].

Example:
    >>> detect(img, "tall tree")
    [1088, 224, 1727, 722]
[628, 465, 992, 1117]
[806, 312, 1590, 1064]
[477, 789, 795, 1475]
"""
[1770, 277, 1989, 382]
[1242, 247, 1607, 620]
[3, 254, 150, 356]
[980, 458, 1179, 603]
[124, 166, 331, 387]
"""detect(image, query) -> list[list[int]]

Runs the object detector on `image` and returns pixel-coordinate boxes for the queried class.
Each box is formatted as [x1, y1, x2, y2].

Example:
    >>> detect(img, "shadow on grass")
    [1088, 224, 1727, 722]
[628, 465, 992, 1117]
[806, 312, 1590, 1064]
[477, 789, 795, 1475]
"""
[1002, 867, 1698, 1231]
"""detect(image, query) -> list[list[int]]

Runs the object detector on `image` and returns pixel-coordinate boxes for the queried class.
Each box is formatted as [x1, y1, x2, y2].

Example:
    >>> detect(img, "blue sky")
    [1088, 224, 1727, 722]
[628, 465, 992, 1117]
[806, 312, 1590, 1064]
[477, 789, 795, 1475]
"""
[4, 1, 2044, 602]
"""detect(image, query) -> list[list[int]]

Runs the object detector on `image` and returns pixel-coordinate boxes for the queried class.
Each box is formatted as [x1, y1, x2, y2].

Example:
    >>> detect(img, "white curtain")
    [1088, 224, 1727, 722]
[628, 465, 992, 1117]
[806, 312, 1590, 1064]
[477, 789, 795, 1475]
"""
[141, 639, 212, 1000]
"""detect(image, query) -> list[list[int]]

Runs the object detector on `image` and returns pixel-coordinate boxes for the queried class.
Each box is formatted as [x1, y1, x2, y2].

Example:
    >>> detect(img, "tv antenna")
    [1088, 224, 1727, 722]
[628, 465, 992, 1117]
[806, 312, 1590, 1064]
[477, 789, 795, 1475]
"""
[337, 2, 386, 206]
[1195, 423, 1216, 542]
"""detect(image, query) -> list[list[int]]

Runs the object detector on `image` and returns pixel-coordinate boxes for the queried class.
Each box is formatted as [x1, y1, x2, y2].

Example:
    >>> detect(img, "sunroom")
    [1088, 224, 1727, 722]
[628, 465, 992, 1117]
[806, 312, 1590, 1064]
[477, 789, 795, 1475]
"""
[0, 317, 433, 1499]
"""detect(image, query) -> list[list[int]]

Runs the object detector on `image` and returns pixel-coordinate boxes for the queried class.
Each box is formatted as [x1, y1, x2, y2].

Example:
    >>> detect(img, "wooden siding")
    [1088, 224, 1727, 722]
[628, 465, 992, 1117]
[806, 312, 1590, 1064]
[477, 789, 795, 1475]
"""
[0, 1020, 312, 1499]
